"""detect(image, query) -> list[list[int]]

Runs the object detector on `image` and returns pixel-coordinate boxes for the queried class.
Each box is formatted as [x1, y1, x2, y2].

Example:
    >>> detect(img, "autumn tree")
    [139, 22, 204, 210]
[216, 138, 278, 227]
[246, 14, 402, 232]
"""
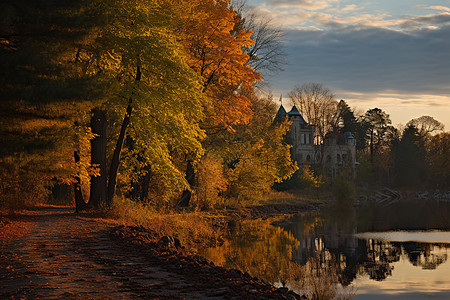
[222, 95, 297, 202]
[175, 0, 262, 206]
[84, 0, 208, 206]
[0, 0, 209, 210]
[178, 0, 260, 129]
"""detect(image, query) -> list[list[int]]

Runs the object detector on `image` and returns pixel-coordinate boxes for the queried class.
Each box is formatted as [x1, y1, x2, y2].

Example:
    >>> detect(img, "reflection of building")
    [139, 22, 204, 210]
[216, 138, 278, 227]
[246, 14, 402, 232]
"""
[402, 242, 448, 270]
[274, 103, 357, 178]
[282, 211, 450, 287]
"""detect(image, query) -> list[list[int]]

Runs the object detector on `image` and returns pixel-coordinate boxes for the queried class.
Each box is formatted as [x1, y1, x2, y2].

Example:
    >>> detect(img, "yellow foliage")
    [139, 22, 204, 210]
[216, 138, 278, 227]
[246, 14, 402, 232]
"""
[194, 154, 228, 210]
[301, 165, 325, 189]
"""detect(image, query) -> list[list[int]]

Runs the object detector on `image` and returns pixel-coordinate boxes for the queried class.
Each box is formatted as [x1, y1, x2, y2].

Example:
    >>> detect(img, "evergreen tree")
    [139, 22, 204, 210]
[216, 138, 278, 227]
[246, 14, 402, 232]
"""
[393, 125, 427, 187]
[336, 100, 366, 150]
[363, 108, 392, 165]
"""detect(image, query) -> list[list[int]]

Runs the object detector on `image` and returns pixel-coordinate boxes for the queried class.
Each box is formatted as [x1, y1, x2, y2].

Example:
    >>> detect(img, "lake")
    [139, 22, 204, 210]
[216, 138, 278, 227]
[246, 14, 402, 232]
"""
[201, 199, 450, 299]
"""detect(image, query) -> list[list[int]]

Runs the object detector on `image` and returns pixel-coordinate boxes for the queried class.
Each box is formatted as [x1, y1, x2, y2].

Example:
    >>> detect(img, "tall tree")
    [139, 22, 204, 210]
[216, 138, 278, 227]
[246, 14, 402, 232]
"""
[363, 108, 392, 165]
[178, 0, 260, 129]
[176, 0, 261, 206]
[426, 132, 450, 188]
[87, 0, 208, 205]
[0, 0, 209, 209]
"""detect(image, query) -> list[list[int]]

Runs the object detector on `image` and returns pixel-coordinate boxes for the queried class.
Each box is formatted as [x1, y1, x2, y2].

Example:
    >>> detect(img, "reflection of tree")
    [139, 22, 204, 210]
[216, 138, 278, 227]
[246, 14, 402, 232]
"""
[284, 208, 450, 286]
[203, 209, 450, 296]
[360, 240, 400, 281]
[202, 218, 300, 283]
[402, 242, 448, 270]
[287, 250, 355, 300]
[357, 241, 449, 280]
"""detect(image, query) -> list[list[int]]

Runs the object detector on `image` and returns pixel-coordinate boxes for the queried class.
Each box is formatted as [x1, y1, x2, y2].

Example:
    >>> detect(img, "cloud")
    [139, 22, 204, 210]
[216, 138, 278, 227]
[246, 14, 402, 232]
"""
[427, 6, 450, 12]
[342, 4, 358, 12]
[399, 13, 450, 30]
[265, 0, 333, 11]
[273, 23, 450, 100]
[255, 1, 450, 32]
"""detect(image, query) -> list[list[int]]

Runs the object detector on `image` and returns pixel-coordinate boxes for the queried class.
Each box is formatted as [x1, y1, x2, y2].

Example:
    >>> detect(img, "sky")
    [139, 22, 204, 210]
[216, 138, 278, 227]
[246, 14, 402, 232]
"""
[246, 0, 450, 130]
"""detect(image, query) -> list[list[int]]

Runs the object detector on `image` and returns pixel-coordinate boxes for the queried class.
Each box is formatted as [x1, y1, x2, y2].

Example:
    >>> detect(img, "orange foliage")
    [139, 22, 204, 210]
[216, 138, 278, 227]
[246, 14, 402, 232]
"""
[178, 0, 261, 128]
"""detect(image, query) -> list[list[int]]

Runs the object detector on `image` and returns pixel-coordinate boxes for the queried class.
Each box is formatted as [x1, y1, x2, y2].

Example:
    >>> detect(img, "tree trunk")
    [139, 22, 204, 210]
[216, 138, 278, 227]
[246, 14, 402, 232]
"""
[89, 108, 107, 208]
[178, 160, 195, 207]
[74, 150, 87, 212]
[106, 64, 141, 205]
[107, 100, 132, 205]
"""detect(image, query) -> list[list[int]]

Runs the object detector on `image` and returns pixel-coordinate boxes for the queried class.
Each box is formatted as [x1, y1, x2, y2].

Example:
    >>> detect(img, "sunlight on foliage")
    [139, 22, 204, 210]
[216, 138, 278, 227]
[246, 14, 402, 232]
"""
[110, 197, 222, 250]
[203, 218, 300, 283]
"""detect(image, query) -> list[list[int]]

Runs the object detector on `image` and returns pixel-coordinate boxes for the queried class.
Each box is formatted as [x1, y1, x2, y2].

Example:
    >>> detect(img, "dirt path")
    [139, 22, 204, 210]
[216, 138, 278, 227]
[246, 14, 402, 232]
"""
[0, 207, 275, 299]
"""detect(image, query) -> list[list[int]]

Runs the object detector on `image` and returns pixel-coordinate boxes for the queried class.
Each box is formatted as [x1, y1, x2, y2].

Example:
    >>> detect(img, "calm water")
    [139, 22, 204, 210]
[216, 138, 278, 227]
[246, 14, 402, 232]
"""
[202, 199, 450, 299]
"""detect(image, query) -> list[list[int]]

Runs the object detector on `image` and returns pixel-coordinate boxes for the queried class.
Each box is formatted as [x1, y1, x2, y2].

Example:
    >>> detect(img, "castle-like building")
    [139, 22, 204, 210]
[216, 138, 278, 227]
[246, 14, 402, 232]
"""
[274, 103, 357, 178]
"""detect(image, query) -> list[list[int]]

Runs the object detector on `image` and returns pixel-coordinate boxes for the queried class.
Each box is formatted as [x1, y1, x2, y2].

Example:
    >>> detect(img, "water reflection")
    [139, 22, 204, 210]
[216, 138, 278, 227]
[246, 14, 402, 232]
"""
[202, 218, 300, 284]
[202, 200, 450, 298]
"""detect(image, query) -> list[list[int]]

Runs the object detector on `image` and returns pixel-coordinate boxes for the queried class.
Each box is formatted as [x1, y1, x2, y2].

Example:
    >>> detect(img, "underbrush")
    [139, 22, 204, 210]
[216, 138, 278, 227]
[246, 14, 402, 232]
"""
[108, 197, 224, 252]
[0, 173, 49, 213]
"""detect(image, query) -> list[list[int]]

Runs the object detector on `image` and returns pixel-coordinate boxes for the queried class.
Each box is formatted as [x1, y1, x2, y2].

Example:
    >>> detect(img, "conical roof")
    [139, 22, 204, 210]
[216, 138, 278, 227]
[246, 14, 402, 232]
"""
[273, 104, 287, 124]
[288, 105, 307, 124]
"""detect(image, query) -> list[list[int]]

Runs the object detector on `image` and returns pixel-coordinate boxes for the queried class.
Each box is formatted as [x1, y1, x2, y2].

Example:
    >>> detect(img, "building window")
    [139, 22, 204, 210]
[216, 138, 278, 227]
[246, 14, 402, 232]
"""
[306, 155, 311, 162]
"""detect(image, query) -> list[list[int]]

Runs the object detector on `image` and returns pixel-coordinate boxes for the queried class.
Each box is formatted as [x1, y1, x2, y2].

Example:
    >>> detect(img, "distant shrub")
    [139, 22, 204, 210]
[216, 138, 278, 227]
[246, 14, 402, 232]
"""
[332, 172, 355, 204]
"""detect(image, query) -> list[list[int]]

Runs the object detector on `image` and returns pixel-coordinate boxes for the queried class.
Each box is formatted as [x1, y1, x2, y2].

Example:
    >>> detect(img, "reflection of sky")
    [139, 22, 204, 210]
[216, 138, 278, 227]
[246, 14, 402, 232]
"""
[353, 246, 450, 299]
[355, 231, 450, 244]
[246, 0, 450, 129]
